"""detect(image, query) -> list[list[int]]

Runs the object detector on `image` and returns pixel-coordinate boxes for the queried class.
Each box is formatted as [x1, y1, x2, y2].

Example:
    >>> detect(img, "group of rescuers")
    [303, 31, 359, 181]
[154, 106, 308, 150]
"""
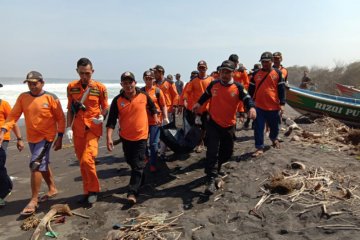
[0, 51, 287, 215]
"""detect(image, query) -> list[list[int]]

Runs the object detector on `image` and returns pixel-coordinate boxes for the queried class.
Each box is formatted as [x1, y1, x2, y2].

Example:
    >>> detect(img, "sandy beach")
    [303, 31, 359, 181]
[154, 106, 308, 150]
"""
[1, 106, 359, 240]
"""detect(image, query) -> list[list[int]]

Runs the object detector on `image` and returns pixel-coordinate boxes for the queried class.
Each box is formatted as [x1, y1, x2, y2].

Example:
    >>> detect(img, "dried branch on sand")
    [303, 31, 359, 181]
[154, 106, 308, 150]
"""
[250, 163, 360, 223]
[105, 212, 183, 240]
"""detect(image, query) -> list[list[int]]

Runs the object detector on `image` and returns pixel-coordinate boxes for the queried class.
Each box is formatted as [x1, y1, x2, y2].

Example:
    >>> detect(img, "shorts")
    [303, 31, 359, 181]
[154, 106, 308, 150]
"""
[29, 140, 52, 172]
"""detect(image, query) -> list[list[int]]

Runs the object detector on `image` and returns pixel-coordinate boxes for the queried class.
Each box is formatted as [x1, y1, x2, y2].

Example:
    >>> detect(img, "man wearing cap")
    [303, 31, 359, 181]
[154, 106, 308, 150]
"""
[141, 70, 167, 172]
[106, 71, 159, 204]
[152, 65, 179, 159]
[0, 71, 65, 215]
[66, 58, 109, 204]
[273, 52, 288, 84]
[174, 73, 184, 95]
[183, 60, 213, 153]
[229, 54, 250, 127]
[248, 52, 286, 157]
[193, 60, 256, 194]
[0, 85, 24, 206]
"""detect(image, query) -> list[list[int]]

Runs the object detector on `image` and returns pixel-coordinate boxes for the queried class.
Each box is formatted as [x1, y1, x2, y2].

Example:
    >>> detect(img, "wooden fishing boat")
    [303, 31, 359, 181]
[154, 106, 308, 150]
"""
[335, 83, 360, 99]
[286, 87, 360, 127]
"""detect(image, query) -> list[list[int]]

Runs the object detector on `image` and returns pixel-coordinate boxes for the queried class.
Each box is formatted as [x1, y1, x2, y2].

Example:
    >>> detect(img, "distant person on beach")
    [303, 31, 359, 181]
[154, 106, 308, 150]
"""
[106, 71, 159, 204]
[183, 60, 213, 153]
[66, 58, 109, 204]
[0, 71, 65, 215]
[192, 60, 256, 194]
[152, 65, 179, 159]
[249, 52, 286, 157]
[175, 73, 184, 95]
[0, 85, 24, 206]
[273, 52, 288, 85]
[299, 70, 312, 89]
[141, 70, 168, 172]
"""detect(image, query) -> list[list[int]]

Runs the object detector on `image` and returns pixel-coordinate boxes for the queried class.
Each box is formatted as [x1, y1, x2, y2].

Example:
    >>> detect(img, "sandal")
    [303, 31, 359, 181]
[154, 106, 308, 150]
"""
[252, 149, 264, 158]
[272, 140, 280, 149]
[20, 200, 38, 216]
[38, 193, 58, 203]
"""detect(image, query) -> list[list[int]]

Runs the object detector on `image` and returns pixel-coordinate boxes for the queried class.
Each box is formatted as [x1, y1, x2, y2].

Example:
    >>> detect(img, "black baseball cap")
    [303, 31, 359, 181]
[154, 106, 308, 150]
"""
[228, 54, 239, 63]
[197, 60, 207, 67]
[219, 60, 236, 71]
[259, 52, 273, 62]
[273, 52, 282, 58]
[121, 71, 135, 82]
[143, 70, 154, 78]
[23, 71, 44, 83]
[151, 65, 165, 73]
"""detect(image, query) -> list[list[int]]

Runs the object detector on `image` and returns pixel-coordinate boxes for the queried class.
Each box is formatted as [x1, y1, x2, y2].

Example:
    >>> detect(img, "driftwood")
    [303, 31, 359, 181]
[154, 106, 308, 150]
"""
[30, 204, 72, 240]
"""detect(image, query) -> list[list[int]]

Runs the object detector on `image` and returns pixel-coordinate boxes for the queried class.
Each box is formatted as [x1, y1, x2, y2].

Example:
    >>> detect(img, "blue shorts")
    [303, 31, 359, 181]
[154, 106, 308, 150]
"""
[29, 140, 52, 172]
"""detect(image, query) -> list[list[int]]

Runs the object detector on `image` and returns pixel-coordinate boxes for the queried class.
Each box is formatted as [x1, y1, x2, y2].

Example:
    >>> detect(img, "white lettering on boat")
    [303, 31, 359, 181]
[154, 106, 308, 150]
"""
[314, 102, 343, 114]
[345, 109, 360, 117]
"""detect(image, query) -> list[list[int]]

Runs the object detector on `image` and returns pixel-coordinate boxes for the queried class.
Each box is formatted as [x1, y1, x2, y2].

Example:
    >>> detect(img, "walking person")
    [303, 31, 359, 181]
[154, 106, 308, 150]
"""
[0, 87, 24, 206]
[152, 65, 178, 159]
[0, 71, 65, 215]
[183, 60, 213, 153]
[106, 71, 159, 204]
[248, 52, 286, 157]
[65, 58, 109, 204]
[193, 60, 256, 194]
[174, 73, 184, 95]
[141, 70, 168, 172]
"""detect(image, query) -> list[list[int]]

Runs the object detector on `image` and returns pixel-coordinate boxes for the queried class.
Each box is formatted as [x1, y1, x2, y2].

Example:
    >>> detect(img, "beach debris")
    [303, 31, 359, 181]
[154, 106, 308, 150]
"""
[285, 116, 359, 155]
[251, 165, 360, 221]
[290, 162, 306, 170]
[21, 214, 40, 231]
[105, 212, 184, 240]
[30, 204, 72, 240]
[191, 224, 205, 232]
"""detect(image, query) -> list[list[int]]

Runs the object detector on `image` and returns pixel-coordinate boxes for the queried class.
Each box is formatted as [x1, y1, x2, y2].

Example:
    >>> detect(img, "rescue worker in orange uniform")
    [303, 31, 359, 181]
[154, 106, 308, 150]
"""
[65, 58, 109, 204]
[229, 54, 250, 126]
[193, 60, 256, 194]
[141, 70, 168, 172]
[152, 65, 179, 159]
[106, 71, 159, 204]
[0, 71, 65, 215]
[179, 70, 199, 127]
[249, 52, 286, 157]
[0, 85, 23, 206]
[183, 60, 214, 153]
[272, 52, 288, 84]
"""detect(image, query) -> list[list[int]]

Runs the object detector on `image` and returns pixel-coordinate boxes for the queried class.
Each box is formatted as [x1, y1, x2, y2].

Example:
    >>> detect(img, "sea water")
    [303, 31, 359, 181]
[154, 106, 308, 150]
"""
[0, 77, 145, 117]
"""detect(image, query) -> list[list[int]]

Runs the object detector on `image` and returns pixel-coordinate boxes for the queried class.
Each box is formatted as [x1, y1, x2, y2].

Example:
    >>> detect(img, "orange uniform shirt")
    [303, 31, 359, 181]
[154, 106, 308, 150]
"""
[143, 86, 166, 126]
[3, 91, 65, 143]
[67, 79, 109, 137]
[198, 80, 254, 128]
[106, 88, 157, 141]
[0, 100, 12, 141]
[179, 82, 195, 111]
[183, 76, 213, 113]
[279, 66, 288, 82]
[251, 69, 283, 111]
[233, 70, 250, 112]
[156, 79, 179, 112]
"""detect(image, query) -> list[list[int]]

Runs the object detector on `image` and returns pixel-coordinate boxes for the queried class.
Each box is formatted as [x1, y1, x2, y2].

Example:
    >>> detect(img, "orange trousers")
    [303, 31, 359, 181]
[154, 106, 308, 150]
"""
[73, 130, 100, 194]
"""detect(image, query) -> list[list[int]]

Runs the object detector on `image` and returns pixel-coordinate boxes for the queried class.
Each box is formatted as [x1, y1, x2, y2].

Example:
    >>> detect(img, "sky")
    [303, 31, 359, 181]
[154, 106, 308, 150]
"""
[1, 0, 360, 81]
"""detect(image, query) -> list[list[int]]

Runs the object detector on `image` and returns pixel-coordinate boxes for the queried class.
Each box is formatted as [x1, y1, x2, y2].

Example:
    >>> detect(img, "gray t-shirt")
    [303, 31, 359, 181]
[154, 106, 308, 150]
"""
[175, 80, 184, 95]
